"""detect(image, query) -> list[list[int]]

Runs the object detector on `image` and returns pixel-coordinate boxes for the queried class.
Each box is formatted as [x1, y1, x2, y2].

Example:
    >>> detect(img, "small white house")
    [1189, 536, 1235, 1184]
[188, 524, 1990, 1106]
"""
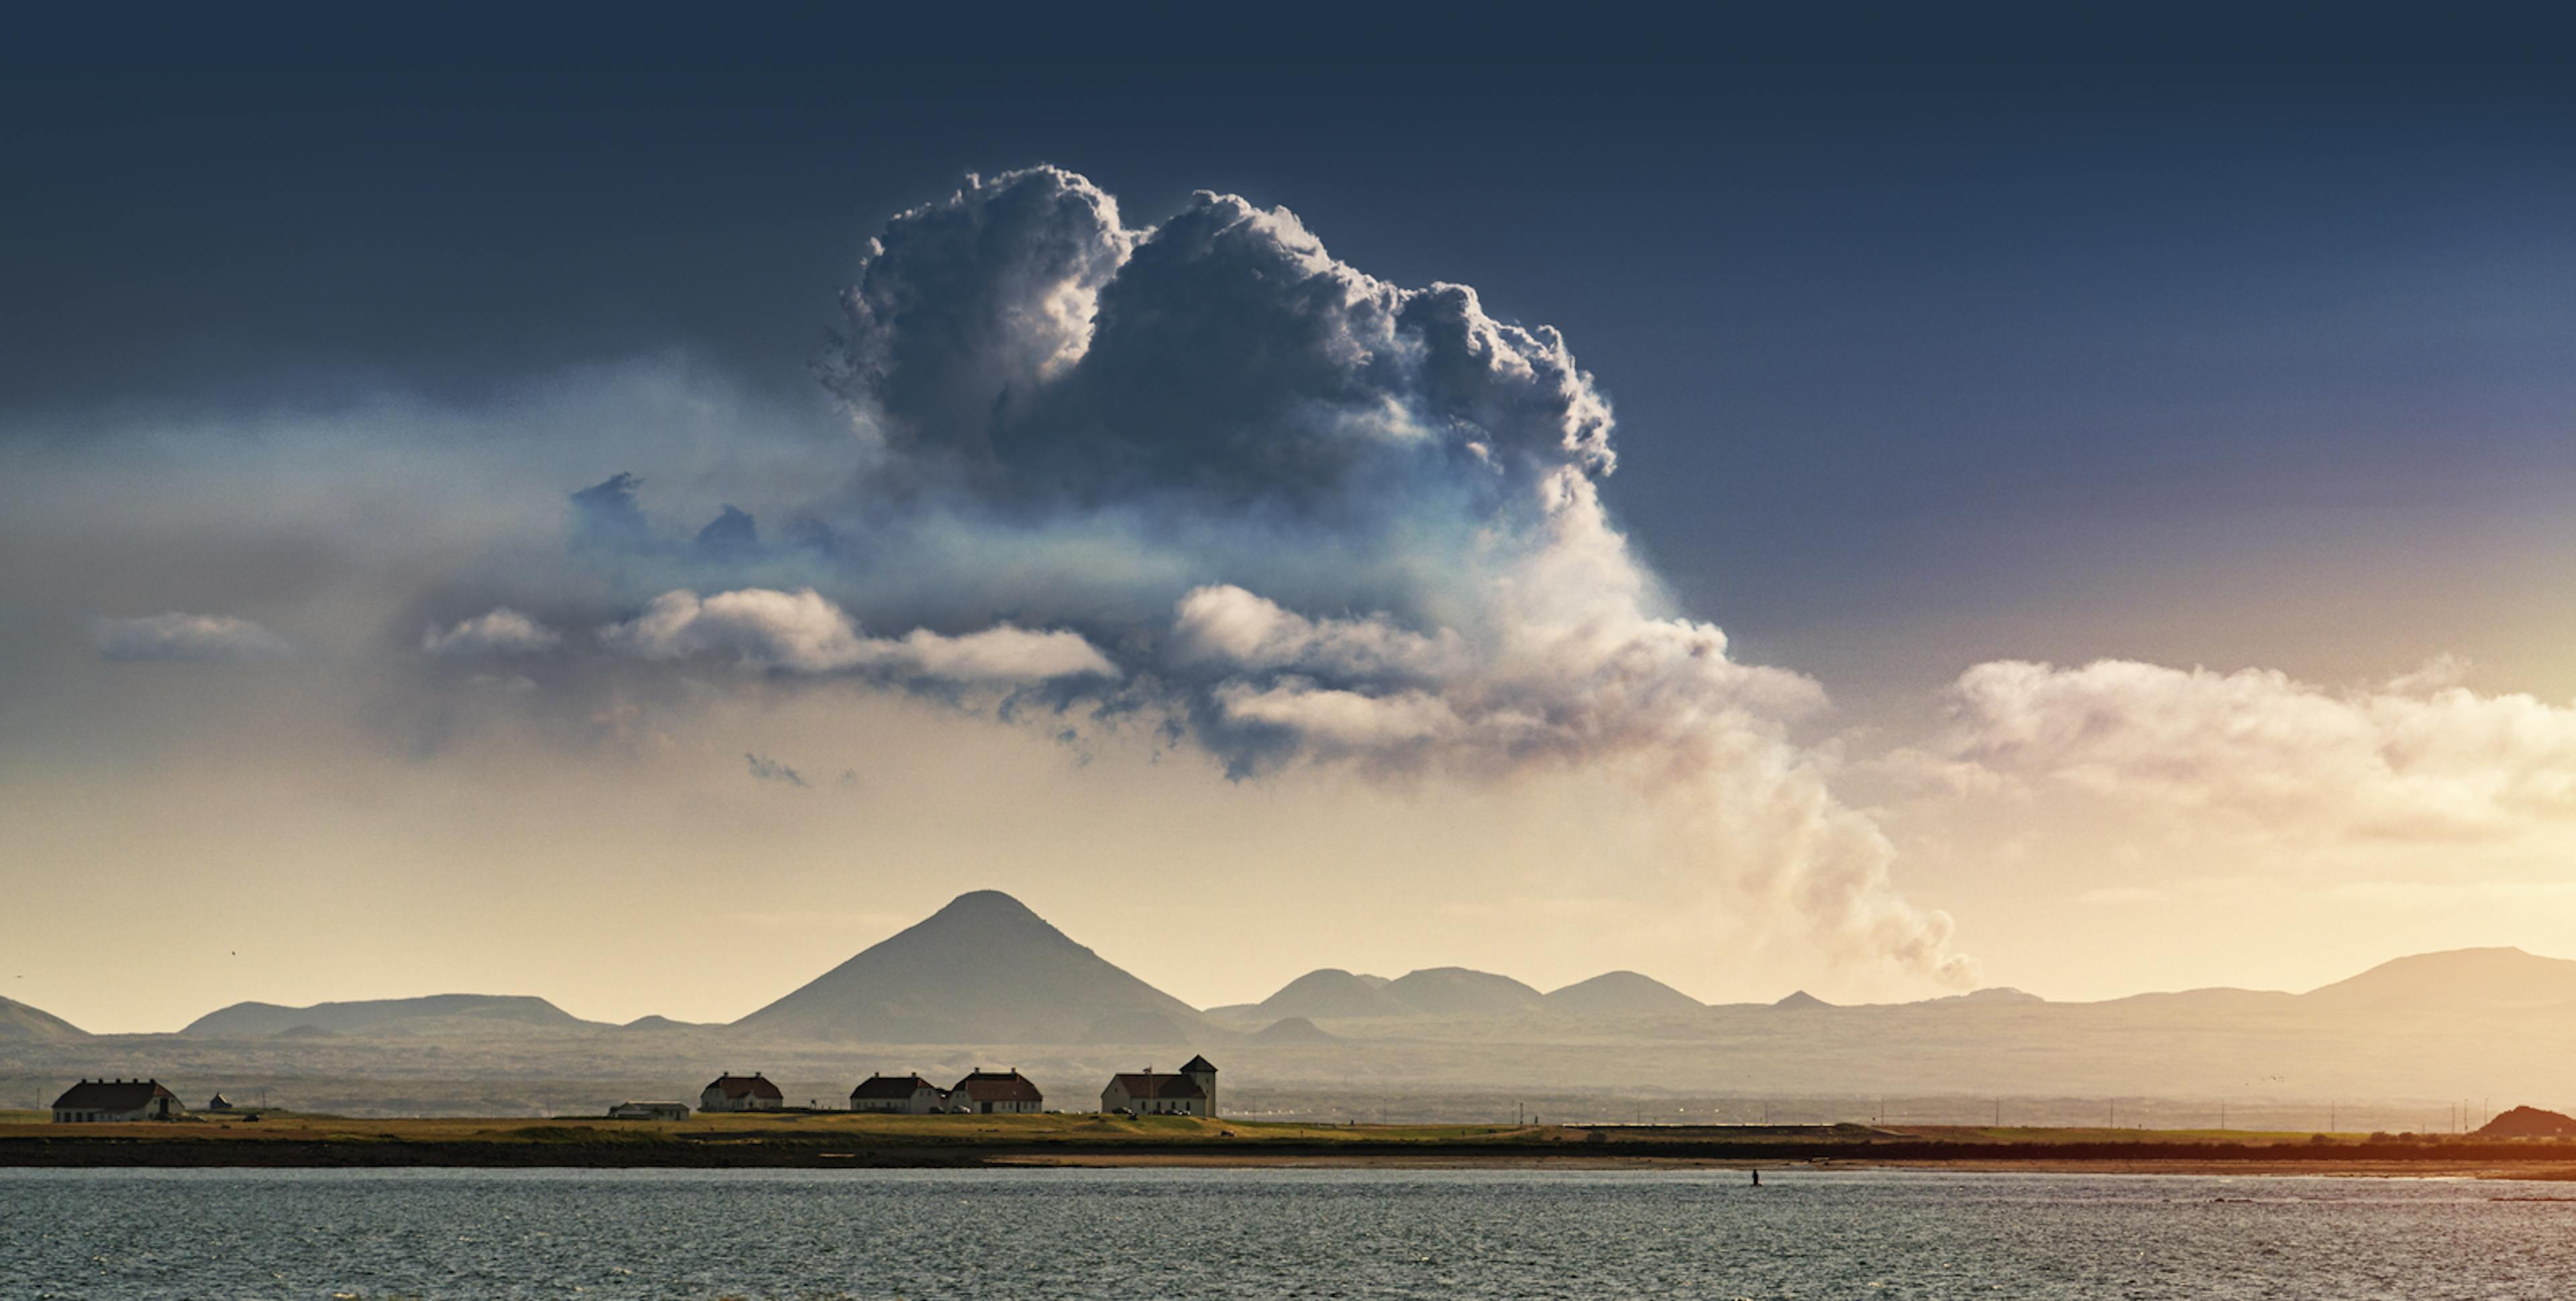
[608, 1100, 691, 1121]
[698, 1073, 784, 1112]
[849, 1074, 948, 1114]
[1101, 1057, 1217, 1118]
[52, 1078, 181, 1123]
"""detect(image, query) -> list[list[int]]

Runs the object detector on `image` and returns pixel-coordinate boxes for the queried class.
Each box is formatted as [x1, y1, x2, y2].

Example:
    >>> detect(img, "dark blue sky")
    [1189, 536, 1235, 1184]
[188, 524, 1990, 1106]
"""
[8, 11, 2572, 701]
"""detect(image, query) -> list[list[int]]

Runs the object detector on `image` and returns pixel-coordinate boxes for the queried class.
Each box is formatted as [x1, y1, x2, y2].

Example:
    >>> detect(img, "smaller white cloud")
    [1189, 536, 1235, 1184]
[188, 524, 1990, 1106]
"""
[423, 607, 561, 657]
[1214, 679, 1462, 750]
[1935, 656, 2576, 843]
[1169, 584, 1465, 680]
[598, 588, 1119, 684]
[94, 613, 292, 663]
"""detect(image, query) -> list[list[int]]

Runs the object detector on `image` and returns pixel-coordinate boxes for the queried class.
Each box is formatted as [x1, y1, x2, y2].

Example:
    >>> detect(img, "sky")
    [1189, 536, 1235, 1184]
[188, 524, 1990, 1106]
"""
[5, 10, 2575, 1032]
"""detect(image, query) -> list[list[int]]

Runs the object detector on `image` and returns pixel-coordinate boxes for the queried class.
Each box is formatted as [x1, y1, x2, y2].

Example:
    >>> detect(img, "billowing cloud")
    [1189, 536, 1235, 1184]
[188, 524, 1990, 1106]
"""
[1935, 658, 2576, 841]
[820, 167, 1613, 516]
[94, 613, 292, 663]
[422, 608, 561, 658]
[598, 587, 1118, 684]
[791, 166, 1968, 982]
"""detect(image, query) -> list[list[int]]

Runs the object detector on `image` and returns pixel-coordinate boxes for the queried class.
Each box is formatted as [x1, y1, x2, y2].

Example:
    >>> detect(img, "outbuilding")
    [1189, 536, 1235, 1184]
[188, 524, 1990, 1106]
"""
[608, 1101, 692, 1121]
[52, 1078, 181, 1123]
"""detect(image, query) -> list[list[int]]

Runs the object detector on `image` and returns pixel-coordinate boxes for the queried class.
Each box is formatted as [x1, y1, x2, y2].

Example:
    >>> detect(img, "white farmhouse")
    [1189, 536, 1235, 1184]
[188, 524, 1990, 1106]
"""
[1100, 1057, 1217, 1117]
[849, 1074, 949, 1114]
[949, 1069, 1044, 1114]
[698, 1072, 785, 1112]
[51, 1078, 181, 1123]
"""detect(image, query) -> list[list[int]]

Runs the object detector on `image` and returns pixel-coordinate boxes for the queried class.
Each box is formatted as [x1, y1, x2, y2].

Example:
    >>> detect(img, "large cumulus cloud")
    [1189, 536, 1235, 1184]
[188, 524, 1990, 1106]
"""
[733, 165, 1970, 982]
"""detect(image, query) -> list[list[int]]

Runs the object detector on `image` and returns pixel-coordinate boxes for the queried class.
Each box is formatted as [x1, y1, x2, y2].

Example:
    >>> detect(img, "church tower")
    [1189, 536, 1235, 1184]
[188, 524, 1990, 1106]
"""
[1179, 1055, 1218, 1116]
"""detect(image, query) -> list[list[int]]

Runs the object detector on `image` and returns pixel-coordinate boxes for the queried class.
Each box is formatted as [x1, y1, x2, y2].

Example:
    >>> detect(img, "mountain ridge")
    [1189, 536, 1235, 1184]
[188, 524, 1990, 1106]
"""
[182, 993, 598, 1038]
[0, 994, 87, 1041]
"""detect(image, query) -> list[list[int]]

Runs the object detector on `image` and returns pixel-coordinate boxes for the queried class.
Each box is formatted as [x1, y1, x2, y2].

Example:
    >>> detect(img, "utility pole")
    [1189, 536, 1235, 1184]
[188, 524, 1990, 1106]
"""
[1993, 1098, 2000, 1128]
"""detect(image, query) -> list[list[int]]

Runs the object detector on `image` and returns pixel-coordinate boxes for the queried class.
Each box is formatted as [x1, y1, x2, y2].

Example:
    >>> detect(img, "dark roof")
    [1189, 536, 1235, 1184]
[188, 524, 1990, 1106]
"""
[850, 1074, 939, 1100]
[705, 1073, 784, 1099]
[1108, 1072, 1205, 1100]
[951, 1070, 1043, 1103]
[1178, 1055, 1217, 1074]
[52, 1079, 176, 1111]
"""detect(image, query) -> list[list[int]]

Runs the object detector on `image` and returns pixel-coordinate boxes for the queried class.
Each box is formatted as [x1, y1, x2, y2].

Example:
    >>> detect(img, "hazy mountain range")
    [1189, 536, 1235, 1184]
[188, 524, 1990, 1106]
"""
[10, 890, 2576, 1120]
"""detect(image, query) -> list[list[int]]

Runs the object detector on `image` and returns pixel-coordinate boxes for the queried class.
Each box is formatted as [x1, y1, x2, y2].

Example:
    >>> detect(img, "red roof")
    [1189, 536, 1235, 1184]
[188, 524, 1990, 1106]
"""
[705, 1074, 784, 1100]
[1108, 1072, 1205, 1101]
[52, 1079, 176, 1111]
[951, 1070, 1043, 1104]
[850, 1074, 939, 1100]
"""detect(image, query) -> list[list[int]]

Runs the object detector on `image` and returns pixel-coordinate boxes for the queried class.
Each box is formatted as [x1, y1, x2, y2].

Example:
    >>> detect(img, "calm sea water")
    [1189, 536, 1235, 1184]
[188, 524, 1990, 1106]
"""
[3, 1166, 2571, 1300]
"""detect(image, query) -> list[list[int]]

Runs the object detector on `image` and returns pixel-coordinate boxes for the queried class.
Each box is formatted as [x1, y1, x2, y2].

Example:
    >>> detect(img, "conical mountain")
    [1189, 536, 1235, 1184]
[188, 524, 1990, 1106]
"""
[0, 994, 86, 1040]
[1543, 971, 1704, 1017]
[733, 890, 1208, 1043]
[1258, 968, 1418, 1019]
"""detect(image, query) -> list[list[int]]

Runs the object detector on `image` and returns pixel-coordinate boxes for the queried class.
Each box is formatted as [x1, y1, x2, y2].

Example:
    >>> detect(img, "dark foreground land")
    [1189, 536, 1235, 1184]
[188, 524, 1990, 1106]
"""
[7, 1111, 2576, 1177]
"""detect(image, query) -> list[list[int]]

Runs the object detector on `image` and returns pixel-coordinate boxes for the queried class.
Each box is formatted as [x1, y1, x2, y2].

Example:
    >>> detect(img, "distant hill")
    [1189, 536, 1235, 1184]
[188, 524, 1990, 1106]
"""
[1543, 971, 1703, 1017]
[182, 994, 598, 1038]
[733, 890, 1210, 1044]
[619, 1015, 708, 1032]
[2302, 947, 2576, 1012]
[1256, 969, 1418, 1019]
[2476, 1105, 2576, 1139]
[1383, 968, 1548, 1018]
[1772, 990, 1835, 1010]
[1924, 987, 2047, 1006]
[1253, 1016, 1339, 1043]
[0, 994, 86, 1040]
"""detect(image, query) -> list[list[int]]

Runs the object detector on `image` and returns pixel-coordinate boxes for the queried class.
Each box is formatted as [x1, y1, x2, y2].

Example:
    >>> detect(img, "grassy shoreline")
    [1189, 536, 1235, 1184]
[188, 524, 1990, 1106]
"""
[6, 1112, 2574, 1176]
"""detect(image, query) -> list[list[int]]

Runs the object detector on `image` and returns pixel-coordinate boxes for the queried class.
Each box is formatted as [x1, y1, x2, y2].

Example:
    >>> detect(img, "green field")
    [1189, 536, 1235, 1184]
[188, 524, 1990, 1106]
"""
[7, 1110, 2567, 1174]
